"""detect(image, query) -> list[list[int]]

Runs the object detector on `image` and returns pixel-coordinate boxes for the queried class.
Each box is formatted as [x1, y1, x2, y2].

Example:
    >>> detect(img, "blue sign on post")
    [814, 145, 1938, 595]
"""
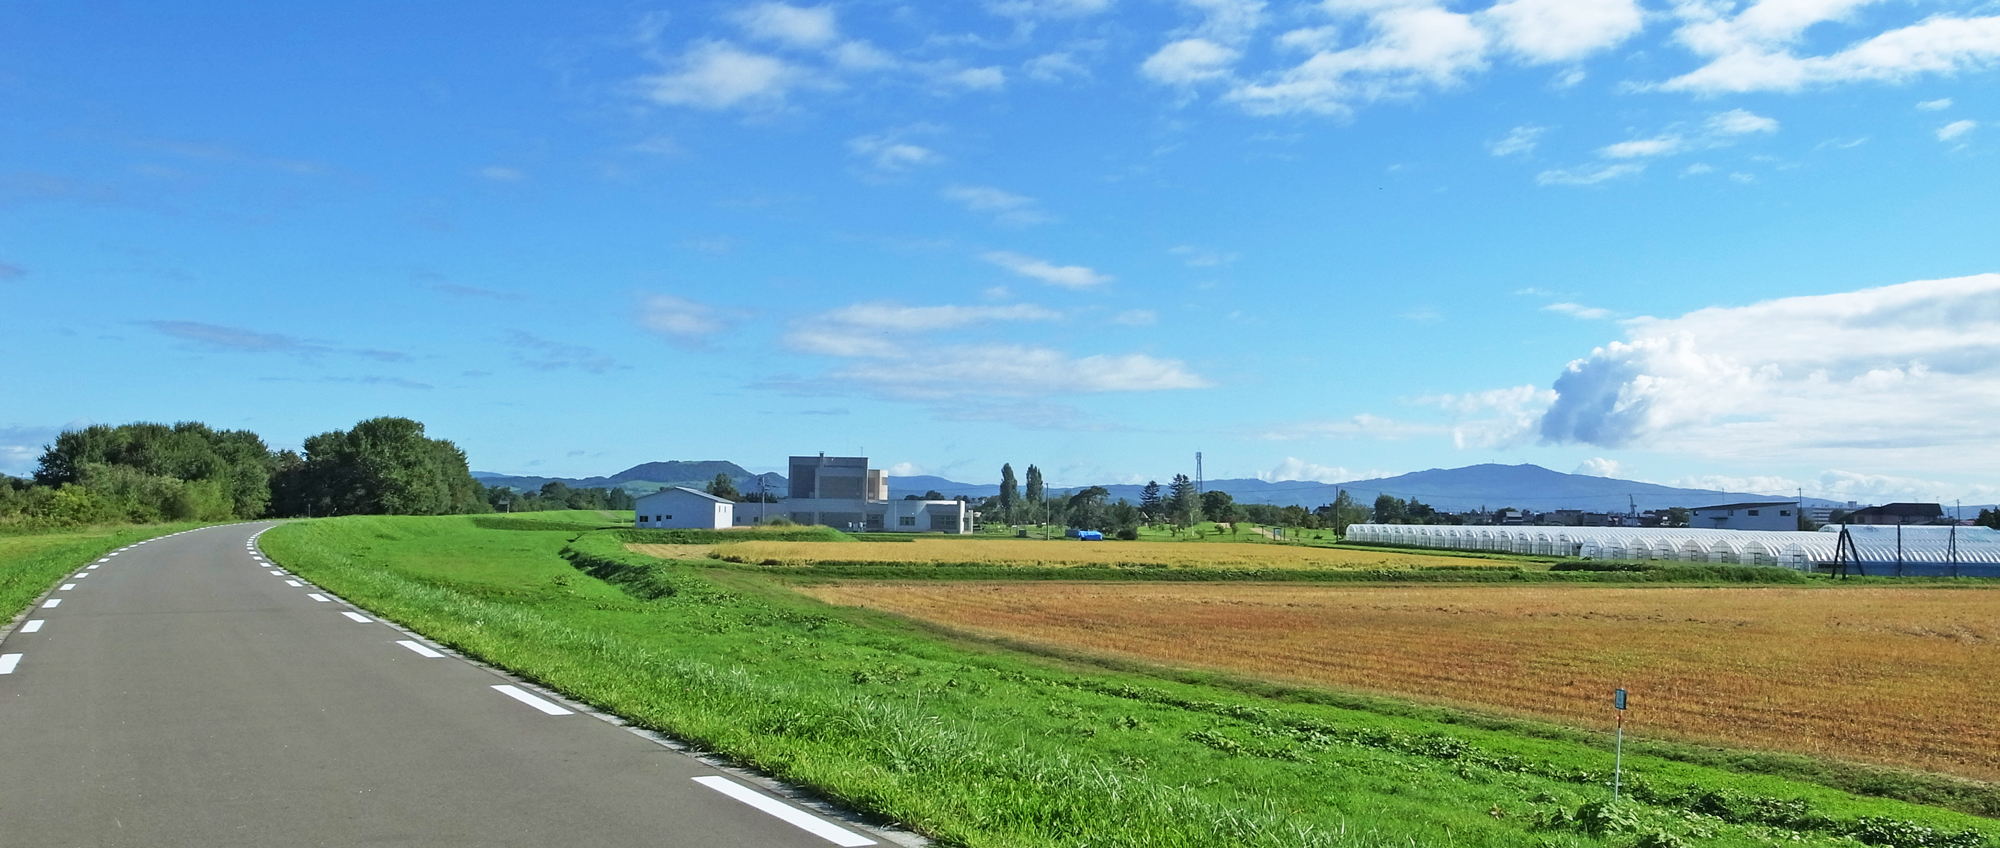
[1614, 688, 1627, 710]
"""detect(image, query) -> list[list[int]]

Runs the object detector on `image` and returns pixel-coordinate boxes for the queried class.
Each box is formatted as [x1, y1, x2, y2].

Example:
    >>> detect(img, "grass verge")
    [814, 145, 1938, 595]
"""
[260, 515, 2000, 848]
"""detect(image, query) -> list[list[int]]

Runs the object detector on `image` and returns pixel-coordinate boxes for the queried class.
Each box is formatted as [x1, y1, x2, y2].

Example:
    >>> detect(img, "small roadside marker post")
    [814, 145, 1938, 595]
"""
[1612, 688, 1628, 801]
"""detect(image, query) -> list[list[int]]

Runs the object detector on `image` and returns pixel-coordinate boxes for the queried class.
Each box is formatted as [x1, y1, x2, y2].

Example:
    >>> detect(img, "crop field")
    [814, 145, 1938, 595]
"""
[684, 538, 1515, 570]
[798, 581, 2000, 781]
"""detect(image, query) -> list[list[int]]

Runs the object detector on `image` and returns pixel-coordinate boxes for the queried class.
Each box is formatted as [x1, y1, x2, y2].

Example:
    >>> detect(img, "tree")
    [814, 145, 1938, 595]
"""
[1664, 506, 1692, 528]
[705, 473, 741, 501]
[1405, 498, 1436, 523]
[999, 464, 1019, 521]
[1066, 486, 1111, 531]
[1373, 494, 1407, 524]
[1166, 474, 1199, 528]
[272, 417, 487, 517]
[1201, 490, 1238, 526]
[1319, 490, 1369, 536]
[1024, 464, 1045, 507]
[1139, 481, 1163, 525]
[35, 421, 275, 519]
[1107, 498, 1142, 537]
[1977, 508, 1999, 530]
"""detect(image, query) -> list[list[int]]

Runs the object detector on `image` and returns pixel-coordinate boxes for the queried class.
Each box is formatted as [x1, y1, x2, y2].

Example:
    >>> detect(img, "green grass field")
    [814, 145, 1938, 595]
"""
[257, 513, 2000, 848]
[1, 521, 216, 621]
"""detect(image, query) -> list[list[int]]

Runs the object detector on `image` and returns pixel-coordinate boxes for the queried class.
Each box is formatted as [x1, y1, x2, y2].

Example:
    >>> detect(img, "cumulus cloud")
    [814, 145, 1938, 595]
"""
[1217, 0, 1640, 115]
[1535, 162, 1643, 185]
[1708, 108, 1780, 135]
[1488, 125, 1546, 156]
[1600, 135, 1688, 158]
[733, 3, 839, 48]
[1937, 119, 1978, 141]
[848, 134, 942, 171]
[1412, 384, 1557, 448]
[1916, 97, 1953, 110]
[1544, 302, 1613, 319]
[982, 251, 1112, 288]
[941, 184, 1050, 225]
[1657, 5, 2000, 94]
[988, 0, 1116, 18]
[1573, 457, 1622, 477]
[636, 294, 733, 346]
[1025, 51, 1092, 82]
[1538, 274, 2000, 471]
[639, 41, 813, 109]
[1143, 38, 1241, 84]
[1260, 458, 1363, 483]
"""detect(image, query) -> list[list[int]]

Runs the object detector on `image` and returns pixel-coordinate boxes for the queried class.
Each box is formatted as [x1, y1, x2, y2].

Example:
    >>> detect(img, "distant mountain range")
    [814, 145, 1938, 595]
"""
[476, 461, 1849, 513]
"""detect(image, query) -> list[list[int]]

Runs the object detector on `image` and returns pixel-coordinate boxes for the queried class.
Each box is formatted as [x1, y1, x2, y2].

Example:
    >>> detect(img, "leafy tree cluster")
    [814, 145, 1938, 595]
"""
[1369, 494, 1440, 524]
[2, 416, 494, 528]
[485, 480, 635, 513]
[1977, 508, 1999, 530]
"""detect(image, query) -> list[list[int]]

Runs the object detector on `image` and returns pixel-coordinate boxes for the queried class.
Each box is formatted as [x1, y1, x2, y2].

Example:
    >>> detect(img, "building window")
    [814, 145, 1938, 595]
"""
[663, 515, 672, 520]
[898, 516, 916, 526]
[1748, 510, 1760, 516]
[1780, 510, 1791, 516]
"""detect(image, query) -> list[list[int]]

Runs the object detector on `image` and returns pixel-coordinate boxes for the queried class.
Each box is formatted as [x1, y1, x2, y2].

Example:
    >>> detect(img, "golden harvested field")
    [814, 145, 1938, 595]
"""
[626, 543, 717, 561]
[695, 539, 1511, 570]
[798, 581, 2000, 780]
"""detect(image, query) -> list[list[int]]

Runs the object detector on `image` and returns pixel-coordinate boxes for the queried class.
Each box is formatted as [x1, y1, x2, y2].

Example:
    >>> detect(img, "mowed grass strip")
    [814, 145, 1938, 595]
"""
[705, 538, 1513, 570]
[798, 581, 2000, 781]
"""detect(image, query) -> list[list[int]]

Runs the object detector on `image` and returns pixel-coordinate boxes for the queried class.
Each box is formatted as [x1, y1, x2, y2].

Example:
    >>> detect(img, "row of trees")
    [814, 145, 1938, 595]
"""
[1, 417, 494, 528]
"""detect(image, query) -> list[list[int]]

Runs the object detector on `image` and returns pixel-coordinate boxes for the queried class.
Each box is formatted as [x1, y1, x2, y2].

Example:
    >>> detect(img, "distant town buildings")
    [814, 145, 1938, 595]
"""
[633, 486, 734, 529]
[1689, 501, 1798, 532]
[1844, 502, 1947, 525]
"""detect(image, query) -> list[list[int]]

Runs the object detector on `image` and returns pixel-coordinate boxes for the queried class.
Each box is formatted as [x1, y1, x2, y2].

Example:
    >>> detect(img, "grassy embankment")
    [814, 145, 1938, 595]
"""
[260, 512, 2000, 848]
[1, 522, 214, 621]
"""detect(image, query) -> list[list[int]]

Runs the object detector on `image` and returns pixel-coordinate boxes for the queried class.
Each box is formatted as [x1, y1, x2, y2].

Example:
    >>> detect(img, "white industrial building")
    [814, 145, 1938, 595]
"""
[633, 487, 733, 530]
[1689, 501, 1799, 531]
[731, 454, 970, 534]
[1344, 524, 2000, 576]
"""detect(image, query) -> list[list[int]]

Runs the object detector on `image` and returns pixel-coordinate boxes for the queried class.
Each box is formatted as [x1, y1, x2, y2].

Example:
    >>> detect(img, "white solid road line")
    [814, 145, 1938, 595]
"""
[490, 685, 574, 716]
[396, 640, 445, 658]
[23, 620, 44, 633]
[0, 654, 21, 675]
[341, 612, 372, 623]
[307, 593, 330, 602]
[41, 600, 60, 609]
[285, 580, 303, 587]
[692, 776, 876, 847]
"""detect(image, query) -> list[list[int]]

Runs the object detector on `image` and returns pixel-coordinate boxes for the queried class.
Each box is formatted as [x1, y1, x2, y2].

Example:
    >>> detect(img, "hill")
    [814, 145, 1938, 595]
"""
[473, 461, 782, 495]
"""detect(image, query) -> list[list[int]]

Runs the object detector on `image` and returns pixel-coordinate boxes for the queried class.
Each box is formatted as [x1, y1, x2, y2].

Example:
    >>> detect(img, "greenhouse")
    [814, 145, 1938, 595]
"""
[1343, 523, 2000, 576]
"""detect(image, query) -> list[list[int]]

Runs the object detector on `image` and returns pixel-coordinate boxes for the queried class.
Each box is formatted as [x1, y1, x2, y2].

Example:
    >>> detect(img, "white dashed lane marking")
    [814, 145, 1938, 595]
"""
[307, 593, 330, 603]
[341, 612, 372, 623]
[491, 685, 574, 716]
[396, 641, 445, 658]
[60, 584, 76, 591]
[41, 600, 60, 609]
[692, 776, 876, 847]
[284, 580, 302, 587]
[22, 620, 44, 633]
[0, 654, 21, 675]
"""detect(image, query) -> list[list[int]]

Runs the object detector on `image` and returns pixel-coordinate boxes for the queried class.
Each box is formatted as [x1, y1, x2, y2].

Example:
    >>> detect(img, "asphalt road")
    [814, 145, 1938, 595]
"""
[0, 522, 890, 848]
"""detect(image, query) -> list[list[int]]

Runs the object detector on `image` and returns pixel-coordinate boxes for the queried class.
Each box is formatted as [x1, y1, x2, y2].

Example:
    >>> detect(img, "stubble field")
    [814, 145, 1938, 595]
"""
[798, 580, 2000, 780]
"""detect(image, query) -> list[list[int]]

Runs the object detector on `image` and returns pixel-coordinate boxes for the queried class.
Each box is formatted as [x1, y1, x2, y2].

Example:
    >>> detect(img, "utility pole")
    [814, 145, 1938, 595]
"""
[1195, 451, 1204, 497]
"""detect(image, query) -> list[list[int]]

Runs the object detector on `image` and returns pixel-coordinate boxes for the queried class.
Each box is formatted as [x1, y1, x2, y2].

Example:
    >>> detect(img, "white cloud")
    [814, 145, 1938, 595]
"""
[1142, 38, 1241, 85]
[1544, 302, 1613, 319]
[1666, 470, 1999, 504]
[1025, 52, 1092, 82]
[1257, 414, 1447, 441]
[1113, 309, 1158, 325]
[0, 424, 62, 476]
[1600, 135, 1687, 158]
[1708, 108, 1780, 135]
[941, 184, 1051, 225]
[479, 166, 525, 181]
[1412, 384, 1556, 448]
[1488, 124, 1546, 156]
[1917, 97, 1954, 110]
[1658, 7, 2000, 94]
[848, 134, 942, 171]
[822, 302, 1064, 332]
[946, 66, 1008, 90]
[1683, 162, 1715, 175]
[1537, 274, 2000, 473]
[1228, 4, 1490, 115]
[636, 294, 733, 345]
[1535, 162, 1643, 185]
[1260, 458, 1360, 483]
[733, 3, 839, 48]
[887, 461, 926, 477]
[1477, 0, 1644, 64]
[1937, 119, 1978, 141]
[983, 251, 1113, 288]
[640, 41, 811, 109]
[1574, 457, 1621, 477]
[832, 41, 898, 71]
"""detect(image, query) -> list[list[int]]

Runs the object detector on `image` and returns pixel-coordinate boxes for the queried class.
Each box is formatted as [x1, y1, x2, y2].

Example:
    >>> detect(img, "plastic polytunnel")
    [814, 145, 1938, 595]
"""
[1344, 524, 2000, 575]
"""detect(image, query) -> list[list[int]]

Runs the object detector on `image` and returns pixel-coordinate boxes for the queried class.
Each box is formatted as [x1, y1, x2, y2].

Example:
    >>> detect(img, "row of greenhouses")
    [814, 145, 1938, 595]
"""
[1344, 523, 2000, 576]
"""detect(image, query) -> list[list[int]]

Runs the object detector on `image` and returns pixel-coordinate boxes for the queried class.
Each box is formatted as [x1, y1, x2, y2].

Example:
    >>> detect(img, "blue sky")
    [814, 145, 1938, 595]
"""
[3, 0, 1998, 504]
